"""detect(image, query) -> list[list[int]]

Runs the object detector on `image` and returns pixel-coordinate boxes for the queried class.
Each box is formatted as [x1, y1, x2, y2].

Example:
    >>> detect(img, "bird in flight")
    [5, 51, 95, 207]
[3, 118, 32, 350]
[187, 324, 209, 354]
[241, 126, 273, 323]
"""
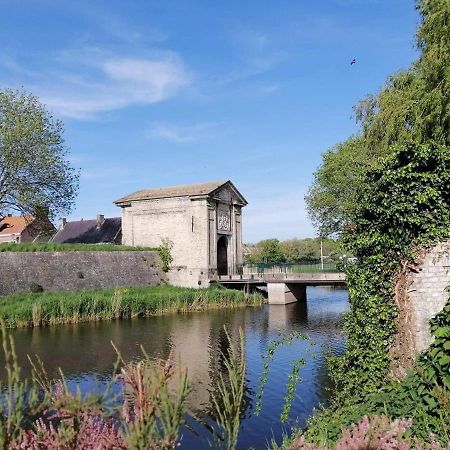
[350, 58, 356, 65]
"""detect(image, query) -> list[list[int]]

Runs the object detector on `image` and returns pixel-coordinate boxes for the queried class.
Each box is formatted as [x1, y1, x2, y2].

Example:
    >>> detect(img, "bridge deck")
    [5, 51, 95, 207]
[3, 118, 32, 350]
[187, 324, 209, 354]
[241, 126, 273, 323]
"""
[216, 272, 346, 286]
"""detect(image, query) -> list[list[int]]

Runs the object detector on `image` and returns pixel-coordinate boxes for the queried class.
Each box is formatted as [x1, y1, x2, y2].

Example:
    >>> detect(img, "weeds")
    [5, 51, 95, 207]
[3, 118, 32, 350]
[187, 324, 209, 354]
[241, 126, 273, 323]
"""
[255, 331, 307, 419]
[115, 345, 190, 450]
[282, 415, 450, 450]
[0, 285, 264, 329]
[211, 327, 246, 450]
[0, 321, 49, 448]
[0, 320, 191, 449]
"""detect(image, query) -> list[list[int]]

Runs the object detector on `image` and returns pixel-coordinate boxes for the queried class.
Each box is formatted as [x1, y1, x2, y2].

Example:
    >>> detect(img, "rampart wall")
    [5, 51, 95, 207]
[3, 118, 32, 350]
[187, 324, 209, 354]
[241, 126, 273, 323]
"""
[0, 251, 164, 296]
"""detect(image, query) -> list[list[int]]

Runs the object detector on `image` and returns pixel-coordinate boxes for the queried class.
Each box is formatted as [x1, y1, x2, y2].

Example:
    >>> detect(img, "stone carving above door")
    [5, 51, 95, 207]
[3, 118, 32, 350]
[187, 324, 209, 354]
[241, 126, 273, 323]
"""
[217, 205, 231, 231]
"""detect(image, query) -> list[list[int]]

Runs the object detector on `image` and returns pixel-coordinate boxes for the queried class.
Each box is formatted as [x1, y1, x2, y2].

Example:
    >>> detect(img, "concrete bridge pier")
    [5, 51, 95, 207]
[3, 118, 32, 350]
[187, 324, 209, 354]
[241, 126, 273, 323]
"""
[267, 282, 306, 304]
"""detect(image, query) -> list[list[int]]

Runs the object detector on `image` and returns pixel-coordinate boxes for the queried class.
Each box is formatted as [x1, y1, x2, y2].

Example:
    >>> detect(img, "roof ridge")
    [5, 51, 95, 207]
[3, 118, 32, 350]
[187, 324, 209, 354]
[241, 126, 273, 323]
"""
[114, 180, 232, 204]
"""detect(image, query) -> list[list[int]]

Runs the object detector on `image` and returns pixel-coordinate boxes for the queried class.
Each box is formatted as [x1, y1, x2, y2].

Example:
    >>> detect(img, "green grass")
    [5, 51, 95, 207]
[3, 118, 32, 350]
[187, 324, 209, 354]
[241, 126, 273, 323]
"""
[0, 285, 264, 328]
[0, 242, 155, 252]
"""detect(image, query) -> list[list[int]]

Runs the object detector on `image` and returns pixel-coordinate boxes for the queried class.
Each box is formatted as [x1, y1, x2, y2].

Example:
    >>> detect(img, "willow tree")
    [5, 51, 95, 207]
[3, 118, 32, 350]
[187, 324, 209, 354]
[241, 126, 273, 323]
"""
[0, 89, 79, 222]
[306, 0, 450, 235]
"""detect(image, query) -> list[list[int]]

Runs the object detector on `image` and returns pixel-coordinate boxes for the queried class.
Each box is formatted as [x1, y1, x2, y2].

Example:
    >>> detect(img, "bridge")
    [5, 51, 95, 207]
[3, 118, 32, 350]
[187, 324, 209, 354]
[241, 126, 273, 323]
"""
[212, 262, 346, 304]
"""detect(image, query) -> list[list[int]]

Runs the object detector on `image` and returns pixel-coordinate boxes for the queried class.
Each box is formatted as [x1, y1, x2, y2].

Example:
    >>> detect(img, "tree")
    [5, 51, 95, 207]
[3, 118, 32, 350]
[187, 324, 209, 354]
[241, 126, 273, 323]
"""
[245, 239, 285, 264]
[0, 89, 79, 222]
[305, 136, 374, 236]
[281, 237, 342, 263]
[306, 0, 450, 235]
[282, 238, 318, 263]
[244, 237, 343, 264]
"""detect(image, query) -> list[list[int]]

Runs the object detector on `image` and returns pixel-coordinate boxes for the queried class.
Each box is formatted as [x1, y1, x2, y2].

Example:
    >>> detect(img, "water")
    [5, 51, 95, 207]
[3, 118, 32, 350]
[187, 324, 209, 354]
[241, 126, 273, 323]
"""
[4, 286, 348, 449]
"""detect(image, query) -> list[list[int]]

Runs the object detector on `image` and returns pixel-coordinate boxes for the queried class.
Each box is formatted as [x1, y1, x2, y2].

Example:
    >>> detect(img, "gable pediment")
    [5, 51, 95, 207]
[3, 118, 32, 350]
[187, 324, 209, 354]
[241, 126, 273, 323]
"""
[211, 182, 247, 206]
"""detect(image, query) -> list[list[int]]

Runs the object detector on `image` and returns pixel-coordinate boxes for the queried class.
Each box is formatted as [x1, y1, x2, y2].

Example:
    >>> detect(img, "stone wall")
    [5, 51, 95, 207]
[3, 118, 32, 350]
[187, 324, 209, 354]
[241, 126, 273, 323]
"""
[120, 197, 210, 272]
[0, 251, 164, 296]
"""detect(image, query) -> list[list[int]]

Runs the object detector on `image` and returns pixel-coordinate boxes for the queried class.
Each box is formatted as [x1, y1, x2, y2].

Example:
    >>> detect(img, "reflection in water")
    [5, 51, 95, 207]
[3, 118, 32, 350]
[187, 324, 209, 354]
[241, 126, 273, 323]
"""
[4, 287, 348, 450]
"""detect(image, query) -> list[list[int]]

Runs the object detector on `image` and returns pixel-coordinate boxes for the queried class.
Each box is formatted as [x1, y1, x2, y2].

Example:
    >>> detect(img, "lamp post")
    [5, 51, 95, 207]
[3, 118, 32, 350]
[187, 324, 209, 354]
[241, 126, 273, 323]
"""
[320, 236, 324, 271]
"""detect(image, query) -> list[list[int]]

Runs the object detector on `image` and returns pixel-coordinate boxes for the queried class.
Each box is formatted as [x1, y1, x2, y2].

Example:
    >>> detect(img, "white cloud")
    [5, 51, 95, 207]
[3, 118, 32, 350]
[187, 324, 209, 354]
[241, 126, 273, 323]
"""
[101, 57, 187, 100]
[218, 28, 287, 84]
[146, 121, 220, 143]
[0, 50, 191, 119]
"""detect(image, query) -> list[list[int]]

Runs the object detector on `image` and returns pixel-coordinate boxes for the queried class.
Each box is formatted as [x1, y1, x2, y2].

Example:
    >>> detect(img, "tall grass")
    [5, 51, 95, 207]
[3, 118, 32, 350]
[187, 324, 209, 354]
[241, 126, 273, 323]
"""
[0, 242, 154, 252]
[0, 286, 264, 329]
[0, 321, 190, 449]
[211, 327, 246, 450]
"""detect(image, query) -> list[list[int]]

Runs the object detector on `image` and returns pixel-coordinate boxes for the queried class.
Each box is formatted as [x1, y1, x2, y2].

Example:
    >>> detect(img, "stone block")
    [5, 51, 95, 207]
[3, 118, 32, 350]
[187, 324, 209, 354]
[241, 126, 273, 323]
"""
[0, 251, 163, 296]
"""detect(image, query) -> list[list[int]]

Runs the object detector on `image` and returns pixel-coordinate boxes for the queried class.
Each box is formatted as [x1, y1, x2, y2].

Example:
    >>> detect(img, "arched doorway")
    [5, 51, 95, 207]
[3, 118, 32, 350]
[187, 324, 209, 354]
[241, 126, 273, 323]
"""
[217, 235, 228, 276]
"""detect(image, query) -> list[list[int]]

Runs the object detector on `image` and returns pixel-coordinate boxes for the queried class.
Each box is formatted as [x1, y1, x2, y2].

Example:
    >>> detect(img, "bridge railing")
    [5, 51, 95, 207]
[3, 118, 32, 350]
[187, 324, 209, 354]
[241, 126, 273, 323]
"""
[239, 261, 340, 276]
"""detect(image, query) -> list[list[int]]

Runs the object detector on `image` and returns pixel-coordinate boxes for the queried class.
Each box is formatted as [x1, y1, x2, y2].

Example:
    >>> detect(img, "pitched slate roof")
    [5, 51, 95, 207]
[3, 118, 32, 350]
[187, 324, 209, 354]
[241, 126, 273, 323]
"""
[114, 180, 247, 205]
[0, 216, 34, 236]
[52, 217, 121, 244]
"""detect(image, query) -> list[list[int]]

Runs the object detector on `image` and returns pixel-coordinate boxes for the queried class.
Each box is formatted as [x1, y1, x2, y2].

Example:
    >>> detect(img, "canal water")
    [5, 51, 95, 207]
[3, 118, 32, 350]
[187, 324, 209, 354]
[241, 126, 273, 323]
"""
[5, 286, 348, 449]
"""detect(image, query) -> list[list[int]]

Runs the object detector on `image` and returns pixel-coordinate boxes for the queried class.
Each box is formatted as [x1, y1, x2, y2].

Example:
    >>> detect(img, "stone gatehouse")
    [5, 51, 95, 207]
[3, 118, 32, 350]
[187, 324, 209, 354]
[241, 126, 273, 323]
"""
[114, 181, 247, 287]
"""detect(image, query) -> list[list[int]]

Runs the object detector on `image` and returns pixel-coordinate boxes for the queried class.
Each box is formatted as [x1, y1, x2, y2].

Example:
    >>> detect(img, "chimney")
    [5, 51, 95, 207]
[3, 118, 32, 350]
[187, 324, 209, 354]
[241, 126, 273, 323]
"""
[60, 218, 67, 229]
[96, 214, 105, 227]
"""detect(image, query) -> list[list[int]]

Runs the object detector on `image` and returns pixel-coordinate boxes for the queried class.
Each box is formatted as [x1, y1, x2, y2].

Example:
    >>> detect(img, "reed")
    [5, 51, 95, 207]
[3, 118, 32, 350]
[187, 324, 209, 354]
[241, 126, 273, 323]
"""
[0, 321, 190, 449]
[211, 327, 246, 450]
[0, 285, 264, 329]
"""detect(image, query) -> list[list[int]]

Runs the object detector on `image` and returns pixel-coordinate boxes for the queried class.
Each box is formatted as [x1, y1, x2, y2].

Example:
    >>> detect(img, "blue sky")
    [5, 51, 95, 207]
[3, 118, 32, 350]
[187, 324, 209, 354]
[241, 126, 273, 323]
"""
[0, 0, 419, 242]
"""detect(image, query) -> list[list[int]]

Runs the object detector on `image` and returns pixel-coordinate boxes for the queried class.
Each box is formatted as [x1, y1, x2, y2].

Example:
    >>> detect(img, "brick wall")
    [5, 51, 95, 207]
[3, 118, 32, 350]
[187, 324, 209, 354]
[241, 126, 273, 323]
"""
[407, 241, 450, 352]
[0, 251, 164, 296]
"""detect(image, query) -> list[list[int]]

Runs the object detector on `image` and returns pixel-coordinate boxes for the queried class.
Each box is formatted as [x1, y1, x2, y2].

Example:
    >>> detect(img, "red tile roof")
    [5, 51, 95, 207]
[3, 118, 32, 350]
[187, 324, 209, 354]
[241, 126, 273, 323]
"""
[0, 216, 34, 236]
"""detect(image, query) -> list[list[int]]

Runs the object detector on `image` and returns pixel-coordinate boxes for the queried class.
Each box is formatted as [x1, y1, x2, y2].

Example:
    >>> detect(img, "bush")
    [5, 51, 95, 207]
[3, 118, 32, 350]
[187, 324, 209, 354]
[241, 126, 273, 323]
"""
[29, 283, 43, 293]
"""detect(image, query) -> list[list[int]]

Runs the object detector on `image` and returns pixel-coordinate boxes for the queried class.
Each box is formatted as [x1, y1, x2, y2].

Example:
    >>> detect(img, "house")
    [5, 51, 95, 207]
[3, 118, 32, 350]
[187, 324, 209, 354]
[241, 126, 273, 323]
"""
[114, 180, 247, 287]
[0, 214, 55, 244]
[51, 214, 122, 244]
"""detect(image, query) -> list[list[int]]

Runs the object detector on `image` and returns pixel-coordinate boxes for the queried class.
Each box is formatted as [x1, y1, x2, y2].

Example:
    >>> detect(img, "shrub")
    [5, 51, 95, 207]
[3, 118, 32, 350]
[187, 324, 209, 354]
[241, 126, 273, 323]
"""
[29, 283, 43, 293]
[157, 238, 174, 272]
[287, 415, 450, 450]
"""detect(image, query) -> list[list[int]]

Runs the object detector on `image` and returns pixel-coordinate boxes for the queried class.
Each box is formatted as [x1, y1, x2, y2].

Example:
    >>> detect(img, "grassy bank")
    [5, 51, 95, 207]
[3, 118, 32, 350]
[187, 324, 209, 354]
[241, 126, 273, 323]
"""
[0, 285, 264, 328]
[0, 242, 155, 252]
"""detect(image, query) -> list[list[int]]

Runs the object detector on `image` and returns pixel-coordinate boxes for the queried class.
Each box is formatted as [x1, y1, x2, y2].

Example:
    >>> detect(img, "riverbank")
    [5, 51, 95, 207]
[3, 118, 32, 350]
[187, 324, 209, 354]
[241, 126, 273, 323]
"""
[0, 285, 264, 328]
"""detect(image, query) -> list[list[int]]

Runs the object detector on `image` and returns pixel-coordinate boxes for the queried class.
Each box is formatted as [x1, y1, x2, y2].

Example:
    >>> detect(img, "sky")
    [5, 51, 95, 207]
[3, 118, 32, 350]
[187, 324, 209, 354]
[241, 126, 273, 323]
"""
[0, 0, 420, 242]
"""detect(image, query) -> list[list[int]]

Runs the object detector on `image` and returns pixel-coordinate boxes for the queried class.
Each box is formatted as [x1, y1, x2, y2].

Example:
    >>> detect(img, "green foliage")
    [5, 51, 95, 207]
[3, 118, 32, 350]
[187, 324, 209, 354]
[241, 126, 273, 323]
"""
[280, 357, 306, 423]
[115, 346, 190, 450]
[299, 2, 450, 443]
[305, 137, 375, 236]
[300, 142, 450, 446]
[0, 242, 155, 252]
[157, 238, 174, 272]
[306, 0, 450, 236]
[0, 322, 49, 448]
[245, 238, 343, 264]
[304, 294, 450, 447]
[0, 285, 264, 329]
[245, 239, 285, 264]
[255, 331, 307, 421]
[281, 238, 342, 263]
[332, 142, 450, 403]
[0, 321, 190, 449]
[28, 283, 43, 294]
[0, 89, 79, 221]
[211, 327, 246, 450]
